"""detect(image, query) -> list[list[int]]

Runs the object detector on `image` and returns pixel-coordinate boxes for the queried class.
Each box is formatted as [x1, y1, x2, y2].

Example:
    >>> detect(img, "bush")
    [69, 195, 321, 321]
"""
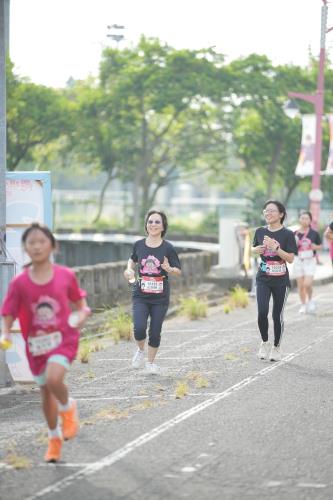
[179, 296, 207, 320]
[104, 307, 133, 343]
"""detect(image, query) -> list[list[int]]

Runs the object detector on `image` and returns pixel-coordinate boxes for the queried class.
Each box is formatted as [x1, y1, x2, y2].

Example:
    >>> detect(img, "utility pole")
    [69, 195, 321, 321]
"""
[285, 1, 329, 229]
[0, 0, 13, 388]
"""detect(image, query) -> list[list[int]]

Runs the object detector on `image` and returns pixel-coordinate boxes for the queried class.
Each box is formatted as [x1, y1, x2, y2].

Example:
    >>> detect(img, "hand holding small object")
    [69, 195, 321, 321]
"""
[124, 269, 135, 283]
[263, 236, 278, 250]
[68, 307, 91, 328]
[0, 333, 12, 350]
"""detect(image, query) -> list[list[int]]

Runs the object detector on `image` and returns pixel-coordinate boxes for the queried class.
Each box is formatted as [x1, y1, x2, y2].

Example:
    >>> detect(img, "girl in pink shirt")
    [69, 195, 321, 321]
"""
[0, 223, 90, 463]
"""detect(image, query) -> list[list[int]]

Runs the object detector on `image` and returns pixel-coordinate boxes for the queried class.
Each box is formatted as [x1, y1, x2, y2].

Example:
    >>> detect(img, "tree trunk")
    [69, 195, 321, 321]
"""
[283, 178, 301, 206]
[92, 170, 113, 224]
[132, 169, 141, 231]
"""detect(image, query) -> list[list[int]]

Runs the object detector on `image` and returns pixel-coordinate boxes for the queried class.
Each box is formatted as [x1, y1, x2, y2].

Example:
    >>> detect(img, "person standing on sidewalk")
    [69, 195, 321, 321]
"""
[124, 210, 181, 374]
[293, 211, 322, 314]
[324, 221, 333, 268]
[252, 201, 298, 361]
[0, 223, 90, 463]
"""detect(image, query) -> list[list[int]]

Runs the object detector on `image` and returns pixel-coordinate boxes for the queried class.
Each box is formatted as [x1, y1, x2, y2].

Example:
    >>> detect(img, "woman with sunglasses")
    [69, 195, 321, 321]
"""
[252, 200, 298, 361]
[124, 210, 181, 374]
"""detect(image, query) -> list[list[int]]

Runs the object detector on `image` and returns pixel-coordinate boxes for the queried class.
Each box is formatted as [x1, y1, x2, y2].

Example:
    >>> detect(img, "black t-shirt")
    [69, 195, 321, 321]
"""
[253, 226, 298, 287]
[130, 238, 181, 302]
[294, 228, 321, 256]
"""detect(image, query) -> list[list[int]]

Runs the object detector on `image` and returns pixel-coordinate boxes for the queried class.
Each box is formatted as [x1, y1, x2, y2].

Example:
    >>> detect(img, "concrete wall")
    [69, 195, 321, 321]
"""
[55, 233, 218, 267]
[73, 251, 218, 309]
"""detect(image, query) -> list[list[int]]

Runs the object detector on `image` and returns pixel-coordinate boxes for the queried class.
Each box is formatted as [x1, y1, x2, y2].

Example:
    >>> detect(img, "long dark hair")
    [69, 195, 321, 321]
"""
[144, 210, 168, 238]
[263, 200, 287, 224]
[22, 222, 57, 248]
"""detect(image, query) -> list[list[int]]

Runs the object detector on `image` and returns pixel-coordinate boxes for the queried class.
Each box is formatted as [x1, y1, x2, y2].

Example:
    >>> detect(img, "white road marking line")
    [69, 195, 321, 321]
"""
[39, 463, 97, 468]
[181, 466, 197, 473]
[26, 330, 333, 500]
[297, 482, 326, 488]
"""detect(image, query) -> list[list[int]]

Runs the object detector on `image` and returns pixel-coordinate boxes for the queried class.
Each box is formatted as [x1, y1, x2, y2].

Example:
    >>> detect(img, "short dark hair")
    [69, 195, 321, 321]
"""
[144, 210, 168, 238]
[22, 222, 56, 248]
[299, 210, 312, 222]
[36, 302, 53, 311]
[263, 200, 287, 224]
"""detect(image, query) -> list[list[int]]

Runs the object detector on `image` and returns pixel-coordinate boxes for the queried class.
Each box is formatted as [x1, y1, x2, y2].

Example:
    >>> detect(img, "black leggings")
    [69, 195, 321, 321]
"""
[256, 281, 289, 347]
[133, 299, 169, 348]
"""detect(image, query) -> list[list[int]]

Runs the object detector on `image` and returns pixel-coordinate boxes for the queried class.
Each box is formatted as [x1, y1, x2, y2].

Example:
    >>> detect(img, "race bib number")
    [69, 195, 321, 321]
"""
[261, 260, 287, 276]
[28, 331, 62, 356]
[140, 276, 164, 294]
[299, 249, 314, 260]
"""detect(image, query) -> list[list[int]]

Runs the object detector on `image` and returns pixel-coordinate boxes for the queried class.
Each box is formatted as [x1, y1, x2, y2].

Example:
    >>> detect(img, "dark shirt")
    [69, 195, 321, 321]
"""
[253, 226, 298, 287]
[295, 228, 321, 256]
[130, 238, 181, 303]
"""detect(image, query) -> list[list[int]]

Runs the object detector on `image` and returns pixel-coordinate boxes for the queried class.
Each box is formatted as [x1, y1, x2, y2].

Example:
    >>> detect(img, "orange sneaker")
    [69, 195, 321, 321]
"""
[44, 437, 62, 463]
[59, 399, 80, 440]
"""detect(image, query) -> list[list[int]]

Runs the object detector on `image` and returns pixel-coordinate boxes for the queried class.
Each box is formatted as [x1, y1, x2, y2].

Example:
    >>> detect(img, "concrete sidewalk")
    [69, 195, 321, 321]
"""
[1, 281, 333, 500]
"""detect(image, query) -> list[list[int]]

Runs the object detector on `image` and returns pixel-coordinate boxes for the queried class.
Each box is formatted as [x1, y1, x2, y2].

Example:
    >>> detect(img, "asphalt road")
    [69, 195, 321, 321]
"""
[1, 283, 333, 500]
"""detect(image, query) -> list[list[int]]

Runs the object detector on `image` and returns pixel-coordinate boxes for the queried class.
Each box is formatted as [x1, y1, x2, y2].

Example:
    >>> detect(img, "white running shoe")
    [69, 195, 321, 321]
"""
[145, 362, 159, 375]
[298, 304, 306, 314]
[132, 349, 145, 369]
[269, 346, 282, 362]
[306, 301, 316, 314]
[258, 341, 270, 360]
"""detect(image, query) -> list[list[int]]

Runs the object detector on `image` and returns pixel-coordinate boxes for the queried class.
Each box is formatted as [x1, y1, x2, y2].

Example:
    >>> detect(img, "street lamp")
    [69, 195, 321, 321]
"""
[282, 99, 300, 120]
[284, 0, 330, 229]
[106, 24, 125, 48]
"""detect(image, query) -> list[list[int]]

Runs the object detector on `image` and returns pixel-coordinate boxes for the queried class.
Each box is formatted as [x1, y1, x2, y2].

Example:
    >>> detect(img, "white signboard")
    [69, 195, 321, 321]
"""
[4, 172, 52, 383]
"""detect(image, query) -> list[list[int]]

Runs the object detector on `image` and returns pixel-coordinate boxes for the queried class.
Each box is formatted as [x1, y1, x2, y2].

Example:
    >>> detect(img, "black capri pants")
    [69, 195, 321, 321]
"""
[133, 299, 169, 348]
[256, 281, 289, 347]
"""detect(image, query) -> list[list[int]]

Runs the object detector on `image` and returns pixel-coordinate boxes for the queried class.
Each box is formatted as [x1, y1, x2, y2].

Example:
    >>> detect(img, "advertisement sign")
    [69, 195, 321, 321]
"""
[295, 114, 316, 177]
[4, 172, 52, 382]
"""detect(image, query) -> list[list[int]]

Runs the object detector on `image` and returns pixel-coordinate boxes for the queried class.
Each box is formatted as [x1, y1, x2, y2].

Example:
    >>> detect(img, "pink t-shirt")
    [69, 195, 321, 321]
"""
[1, 264, 87, 375]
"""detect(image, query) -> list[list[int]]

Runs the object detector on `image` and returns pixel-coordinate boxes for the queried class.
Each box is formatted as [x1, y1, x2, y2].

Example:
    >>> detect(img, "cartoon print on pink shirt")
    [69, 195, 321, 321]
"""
[31, 295, 60, 330]
[140, 255, 161, 275]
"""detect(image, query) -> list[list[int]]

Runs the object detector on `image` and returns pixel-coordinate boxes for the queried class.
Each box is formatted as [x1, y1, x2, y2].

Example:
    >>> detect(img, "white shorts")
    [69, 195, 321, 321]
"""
[292, 256, 316, 278]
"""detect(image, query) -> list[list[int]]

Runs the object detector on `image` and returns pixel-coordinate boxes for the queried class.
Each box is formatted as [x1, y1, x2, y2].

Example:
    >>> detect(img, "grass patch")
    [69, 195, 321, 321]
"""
[224, 352, 239, 361]
[103, 308, 133, 344]
[78, 338, 104, 363]
[78, 342, 91, 363]
[185, 371, 209, 388]
[4, 452, 32, 470]
[175, 381, 189, 399]
[223, 285, 249, 314]
[179, 296, 207, 320]
[229, 285, 249, 308]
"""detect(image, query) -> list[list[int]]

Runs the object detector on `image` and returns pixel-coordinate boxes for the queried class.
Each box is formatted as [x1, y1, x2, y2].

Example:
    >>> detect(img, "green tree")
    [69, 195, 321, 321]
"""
[226, 54, 323, 209]
[97, 37, 231, 228]
[6, 59, 70, 170]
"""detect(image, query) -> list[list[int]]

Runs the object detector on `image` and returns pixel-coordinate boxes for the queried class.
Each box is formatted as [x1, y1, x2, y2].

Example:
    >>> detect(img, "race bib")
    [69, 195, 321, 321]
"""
[261, 260, 287, 276]
[299, 249, 314, 260]
[140, 276, 164, 294]
[28, 331, 62, 357]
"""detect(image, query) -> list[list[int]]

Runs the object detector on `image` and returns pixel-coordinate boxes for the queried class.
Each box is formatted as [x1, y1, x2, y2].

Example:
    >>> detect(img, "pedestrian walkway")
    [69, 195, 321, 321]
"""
[1, 282, 333, 500]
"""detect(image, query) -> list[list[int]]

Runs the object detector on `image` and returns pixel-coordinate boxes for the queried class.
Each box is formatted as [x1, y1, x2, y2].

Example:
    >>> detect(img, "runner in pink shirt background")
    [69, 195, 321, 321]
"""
[0, 223, 91, 463]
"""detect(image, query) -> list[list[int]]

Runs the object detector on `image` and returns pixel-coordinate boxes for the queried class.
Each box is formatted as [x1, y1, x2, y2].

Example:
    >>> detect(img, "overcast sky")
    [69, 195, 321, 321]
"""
[9, 0, 333, 88]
